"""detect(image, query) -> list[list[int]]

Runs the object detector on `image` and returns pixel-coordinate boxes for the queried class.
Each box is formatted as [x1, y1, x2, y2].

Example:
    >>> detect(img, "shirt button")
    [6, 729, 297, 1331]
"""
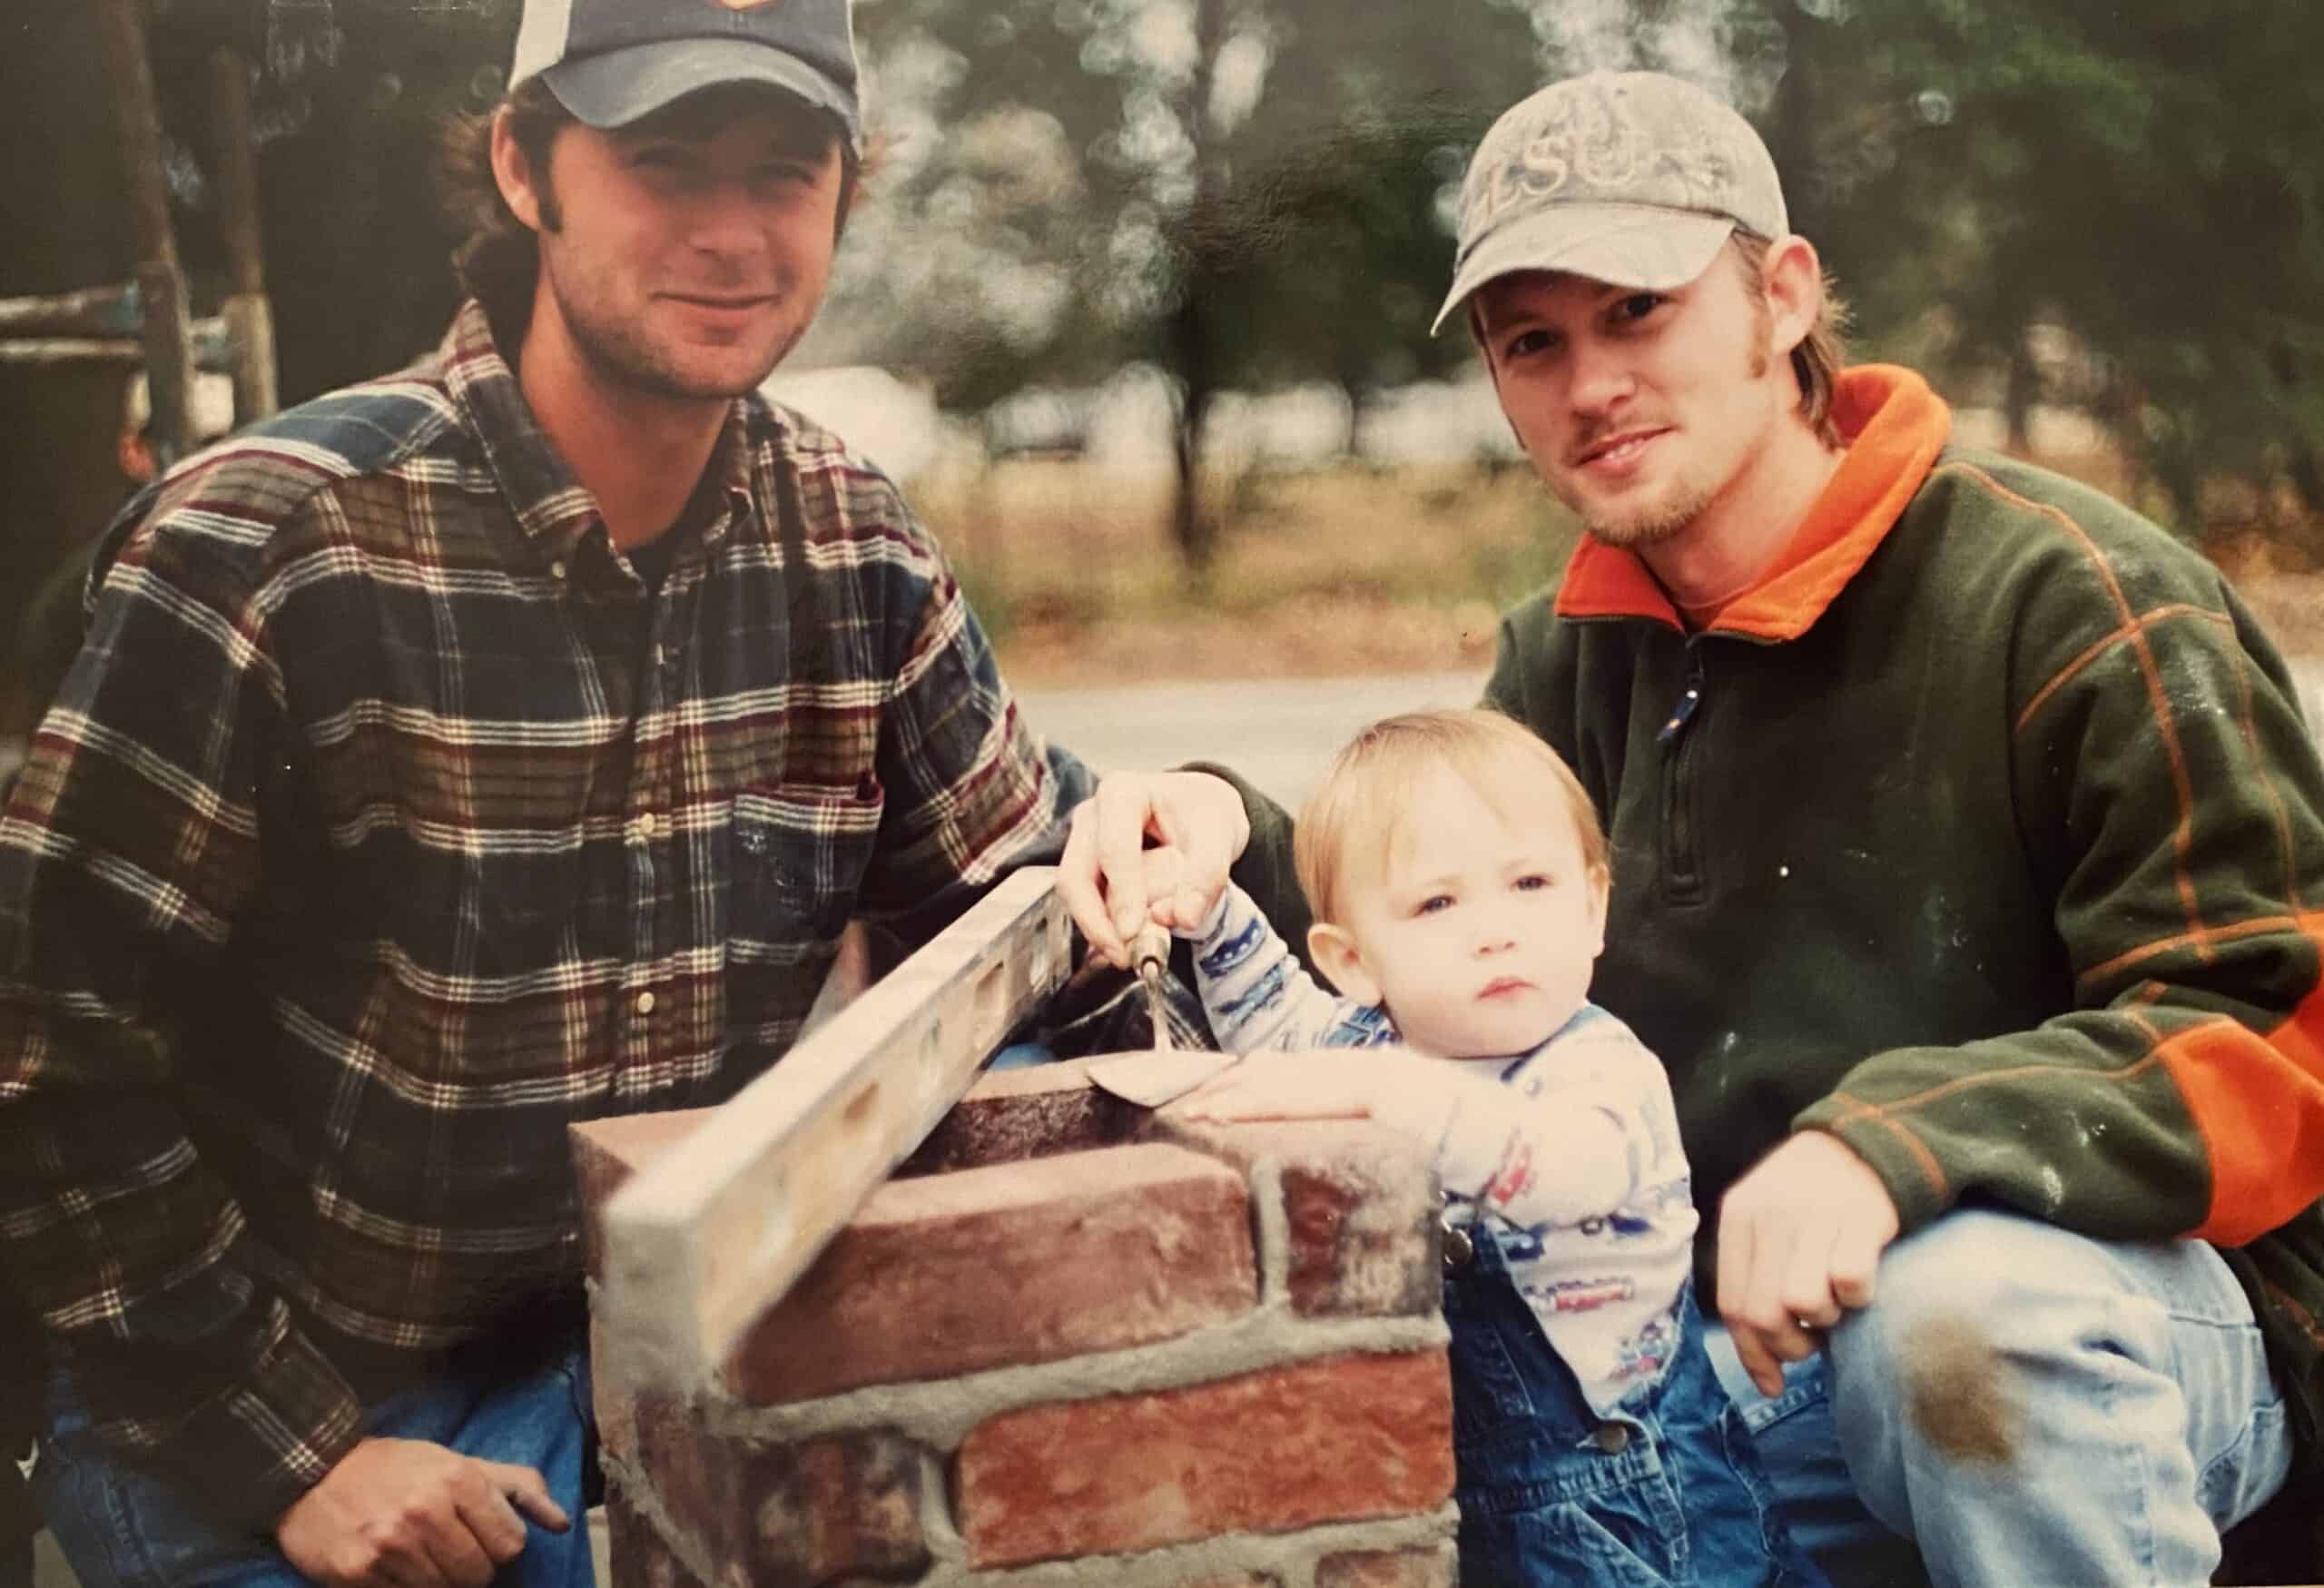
[1594, 1423, 1631, 1455]
[1441, 1224, 1475, 1272]
[635, 991, 656, 1016]
[548, 559, 567, 581]
[637, 813, 659, 839]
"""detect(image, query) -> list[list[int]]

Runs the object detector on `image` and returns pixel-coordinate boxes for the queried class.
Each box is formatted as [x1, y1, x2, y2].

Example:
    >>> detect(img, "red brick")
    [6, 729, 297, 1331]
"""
[747, 1435, 928, 1585]
[725, 1143, 1256, 1403]
[954, 1350, 1454, 1567]
[1315, 1544, 1458, 1587]
[569, 1110, 715, 1280]
[1164, 1118, 1441, 1317]
[899, 1056, 1147, 1176]
[632, 1397, 929, 1584]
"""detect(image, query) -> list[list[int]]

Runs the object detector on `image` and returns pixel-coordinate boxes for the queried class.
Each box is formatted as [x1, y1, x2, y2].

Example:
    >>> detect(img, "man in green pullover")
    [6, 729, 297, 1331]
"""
[1057, 70, 2324, 1587]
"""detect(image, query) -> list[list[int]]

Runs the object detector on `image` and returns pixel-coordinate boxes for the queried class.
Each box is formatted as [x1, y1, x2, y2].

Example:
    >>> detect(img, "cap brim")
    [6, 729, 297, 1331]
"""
[541, 38, 860, 145]
[1431, 204, 1737, 335]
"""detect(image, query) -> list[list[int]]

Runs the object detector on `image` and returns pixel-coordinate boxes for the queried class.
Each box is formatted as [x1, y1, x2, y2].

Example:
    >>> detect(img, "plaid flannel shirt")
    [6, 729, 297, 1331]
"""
[0, 301, 1088, 1529]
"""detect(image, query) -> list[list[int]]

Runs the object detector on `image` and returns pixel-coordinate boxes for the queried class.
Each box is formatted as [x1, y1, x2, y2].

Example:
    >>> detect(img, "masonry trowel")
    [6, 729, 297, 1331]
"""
[1084, 922, 1239, 1108]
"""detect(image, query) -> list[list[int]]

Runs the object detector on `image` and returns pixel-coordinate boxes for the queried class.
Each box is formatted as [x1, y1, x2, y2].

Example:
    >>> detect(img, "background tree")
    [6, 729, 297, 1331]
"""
[856, 0, 1553, 570]
[1757, 0, 2324, 553]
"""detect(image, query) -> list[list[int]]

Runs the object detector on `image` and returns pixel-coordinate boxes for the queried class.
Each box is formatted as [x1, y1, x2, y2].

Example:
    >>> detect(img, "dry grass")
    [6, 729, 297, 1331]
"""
[907, 453, 2322, 686]
[915, 458, 1578, 686]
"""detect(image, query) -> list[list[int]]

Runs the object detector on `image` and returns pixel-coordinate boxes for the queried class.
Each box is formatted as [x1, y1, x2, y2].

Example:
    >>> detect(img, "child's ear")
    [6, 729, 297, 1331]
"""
[1308, 922, 1384, 1007]
[1585, 863, 1610, 959]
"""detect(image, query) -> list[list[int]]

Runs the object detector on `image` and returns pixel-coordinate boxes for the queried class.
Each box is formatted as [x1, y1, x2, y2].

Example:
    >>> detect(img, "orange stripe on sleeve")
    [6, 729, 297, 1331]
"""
[1964, 467, 2211, 951]
[2078, 915, 2303, 991]
[2014, 606, 2232, 737]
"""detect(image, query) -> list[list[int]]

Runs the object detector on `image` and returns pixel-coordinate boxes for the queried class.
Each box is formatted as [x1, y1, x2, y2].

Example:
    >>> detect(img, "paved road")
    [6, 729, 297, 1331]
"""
[1021, 659, 2324, 814]
[1017, 670, 1492, 813]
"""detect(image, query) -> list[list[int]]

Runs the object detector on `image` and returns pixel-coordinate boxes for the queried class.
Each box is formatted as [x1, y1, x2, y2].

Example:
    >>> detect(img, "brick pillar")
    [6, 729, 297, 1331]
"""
[575, 1055, 1458, 1588]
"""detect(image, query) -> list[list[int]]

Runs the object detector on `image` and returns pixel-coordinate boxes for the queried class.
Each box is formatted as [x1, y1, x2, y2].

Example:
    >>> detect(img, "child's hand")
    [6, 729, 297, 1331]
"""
[1170, 1050, 1449, 1136]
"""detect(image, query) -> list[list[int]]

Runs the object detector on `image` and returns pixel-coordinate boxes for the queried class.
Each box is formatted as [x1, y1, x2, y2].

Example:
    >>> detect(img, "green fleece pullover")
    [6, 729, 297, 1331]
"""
[1223, 365, 2324, 1474]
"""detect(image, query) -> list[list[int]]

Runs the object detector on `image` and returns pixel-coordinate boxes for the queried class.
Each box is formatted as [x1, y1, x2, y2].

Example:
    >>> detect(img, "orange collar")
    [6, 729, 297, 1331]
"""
[1552, 366, 1952, 640]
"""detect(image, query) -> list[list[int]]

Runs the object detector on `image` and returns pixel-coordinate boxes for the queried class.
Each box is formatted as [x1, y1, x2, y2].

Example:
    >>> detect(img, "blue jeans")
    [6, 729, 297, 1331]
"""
[34, 1343, 597, 1588]
[1702, 1209, 2295, 1588]
[1444, 1218, 1827, 1588]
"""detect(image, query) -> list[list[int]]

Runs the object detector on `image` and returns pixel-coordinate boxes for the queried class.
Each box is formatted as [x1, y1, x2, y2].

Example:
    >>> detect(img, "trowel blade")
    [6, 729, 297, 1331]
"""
[1140, 962, 1172, 1053]
[1086, 1050, 1239, 1110]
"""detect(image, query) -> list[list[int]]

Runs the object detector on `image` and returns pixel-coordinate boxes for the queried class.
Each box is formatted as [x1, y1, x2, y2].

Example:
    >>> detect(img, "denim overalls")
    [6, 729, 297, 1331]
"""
[1443, 1216, 1827, 1587]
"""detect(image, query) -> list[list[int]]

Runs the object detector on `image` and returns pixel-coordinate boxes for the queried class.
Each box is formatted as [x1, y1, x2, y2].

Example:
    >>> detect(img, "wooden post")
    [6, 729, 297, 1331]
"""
[211, 45, 277, 421]
[93, 0, 197, 465]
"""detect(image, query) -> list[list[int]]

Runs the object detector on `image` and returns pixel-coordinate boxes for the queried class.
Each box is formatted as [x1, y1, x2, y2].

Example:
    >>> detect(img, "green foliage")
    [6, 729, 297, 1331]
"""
[1777, 0, 2324, 536]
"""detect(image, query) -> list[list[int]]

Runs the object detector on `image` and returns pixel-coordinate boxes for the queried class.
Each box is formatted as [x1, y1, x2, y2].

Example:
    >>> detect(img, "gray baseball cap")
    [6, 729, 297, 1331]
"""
[1433, 71, 1787, 333]
[509, 0, 862, 146]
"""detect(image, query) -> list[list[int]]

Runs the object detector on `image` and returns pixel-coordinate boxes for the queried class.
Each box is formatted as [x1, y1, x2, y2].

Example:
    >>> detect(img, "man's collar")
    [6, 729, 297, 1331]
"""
[440, 299, 763, 567]
[1552, 366, 1953, 639]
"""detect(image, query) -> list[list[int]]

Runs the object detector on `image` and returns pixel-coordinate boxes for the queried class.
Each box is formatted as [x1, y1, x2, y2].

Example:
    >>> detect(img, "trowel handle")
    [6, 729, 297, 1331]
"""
[1130, 922, 1172, 976]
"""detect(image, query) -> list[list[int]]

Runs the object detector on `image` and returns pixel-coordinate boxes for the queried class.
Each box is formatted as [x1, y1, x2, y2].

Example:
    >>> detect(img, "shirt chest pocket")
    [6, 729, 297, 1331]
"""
[729, 779, 886, 950]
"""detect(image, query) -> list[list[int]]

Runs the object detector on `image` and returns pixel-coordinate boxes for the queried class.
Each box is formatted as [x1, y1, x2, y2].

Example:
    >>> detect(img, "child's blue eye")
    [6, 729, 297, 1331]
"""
[1415, 894, 1453, 916]
[1513, 873, 1551, 892]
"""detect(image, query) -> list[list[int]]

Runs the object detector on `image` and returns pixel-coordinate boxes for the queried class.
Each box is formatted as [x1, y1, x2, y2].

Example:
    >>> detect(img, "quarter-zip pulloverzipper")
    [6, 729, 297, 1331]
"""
[1656, 642, 1709, 901]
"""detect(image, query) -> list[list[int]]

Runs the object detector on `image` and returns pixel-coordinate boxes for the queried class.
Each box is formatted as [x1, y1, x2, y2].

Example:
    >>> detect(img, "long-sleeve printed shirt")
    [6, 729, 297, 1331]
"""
[1190, 884, 1698, 1415]
[0, 299, 1088, 1529]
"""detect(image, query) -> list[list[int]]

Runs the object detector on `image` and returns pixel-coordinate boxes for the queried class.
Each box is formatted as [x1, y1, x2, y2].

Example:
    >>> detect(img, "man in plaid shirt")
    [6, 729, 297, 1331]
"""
[0, 2, 1229, 1583]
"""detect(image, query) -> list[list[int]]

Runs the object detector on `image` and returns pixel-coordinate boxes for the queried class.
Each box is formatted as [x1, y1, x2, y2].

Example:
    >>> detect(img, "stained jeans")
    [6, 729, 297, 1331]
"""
[1444, 1218, 1826, 1587]
[1701, 1209, 2294, 1588]
[33, 1341, 597, 1588]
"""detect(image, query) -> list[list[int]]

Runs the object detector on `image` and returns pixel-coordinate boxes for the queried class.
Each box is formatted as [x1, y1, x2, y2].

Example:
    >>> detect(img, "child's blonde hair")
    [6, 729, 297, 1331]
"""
[1294, 708, 1609, 925]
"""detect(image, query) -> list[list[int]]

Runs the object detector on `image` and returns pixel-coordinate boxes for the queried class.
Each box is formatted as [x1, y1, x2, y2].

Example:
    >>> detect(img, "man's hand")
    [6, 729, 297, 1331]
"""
[275, 1436, 569, 1588]
[1056, 771, 1249, 968]
[1717, 1129, 1901, 1398]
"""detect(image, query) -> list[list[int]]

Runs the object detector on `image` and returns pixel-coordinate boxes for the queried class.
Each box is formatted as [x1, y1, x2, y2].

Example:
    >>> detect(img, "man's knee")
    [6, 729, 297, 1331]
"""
[1820, 1211, 2078, 1494]
[1823, 1210, 2257, 1497]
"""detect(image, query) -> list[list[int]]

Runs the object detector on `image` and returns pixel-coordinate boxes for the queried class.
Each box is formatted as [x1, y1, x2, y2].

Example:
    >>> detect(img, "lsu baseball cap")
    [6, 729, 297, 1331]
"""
[509, 0, 862, 146]
[1433, 70, 1786, 333]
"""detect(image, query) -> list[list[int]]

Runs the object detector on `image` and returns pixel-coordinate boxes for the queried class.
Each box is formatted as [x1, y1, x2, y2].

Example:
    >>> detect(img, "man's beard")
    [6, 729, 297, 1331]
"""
[545, 253, 800, 403]
[1580, 478, 1718, 548]
[1571, 332, 1771, 549]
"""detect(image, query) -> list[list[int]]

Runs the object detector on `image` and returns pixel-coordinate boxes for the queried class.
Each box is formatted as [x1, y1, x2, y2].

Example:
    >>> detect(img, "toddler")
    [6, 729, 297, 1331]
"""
[1171, 708, 1821, 1588]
